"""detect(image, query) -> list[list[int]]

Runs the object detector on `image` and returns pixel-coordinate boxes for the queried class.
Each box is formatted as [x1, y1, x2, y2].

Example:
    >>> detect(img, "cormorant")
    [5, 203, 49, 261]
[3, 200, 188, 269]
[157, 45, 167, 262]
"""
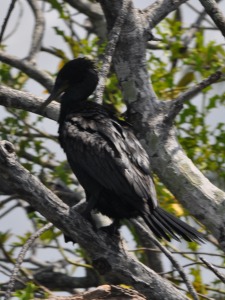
[42, 58, 204, 242]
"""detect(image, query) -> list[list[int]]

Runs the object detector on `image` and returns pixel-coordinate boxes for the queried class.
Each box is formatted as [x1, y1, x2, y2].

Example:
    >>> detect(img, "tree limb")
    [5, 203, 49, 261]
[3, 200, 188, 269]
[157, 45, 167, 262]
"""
[26, 0, 45, 62]
[165, 71, 222, 125]
[0, 0, 18, 45]
[95, 0, 130, 104]
[100, 0, 225, 252]
[0, 140, 190, 300]
[0, 85, 58, 120]
[0, 51, 53, 91]
[45, 285, 146, 300]
[4, 223, 53, 300]
[131, 219, 199, 300]
[144, 0, 188, 29]
[64, 0, 106, 40]
[200, 256, 225, 284]
[198, 0, 225, 38]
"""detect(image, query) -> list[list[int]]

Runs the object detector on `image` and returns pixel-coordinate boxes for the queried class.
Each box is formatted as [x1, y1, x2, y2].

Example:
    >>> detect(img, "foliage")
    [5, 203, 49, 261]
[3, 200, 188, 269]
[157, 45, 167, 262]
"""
[0, 1, 225, 299]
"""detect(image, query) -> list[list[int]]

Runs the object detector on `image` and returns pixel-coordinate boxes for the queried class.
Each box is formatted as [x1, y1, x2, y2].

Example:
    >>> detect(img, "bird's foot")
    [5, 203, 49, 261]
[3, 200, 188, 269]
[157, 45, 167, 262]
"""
[64, 200, 93, 244]
[98, 220, 120, 238]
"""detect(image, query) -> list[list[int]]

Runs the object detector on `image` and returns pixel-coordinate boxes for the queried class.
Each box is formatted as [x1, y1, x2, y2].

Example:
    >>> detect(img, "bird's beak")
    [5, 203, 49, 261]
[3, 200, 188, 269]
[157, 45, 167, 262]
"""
[39, 84, 66, 112]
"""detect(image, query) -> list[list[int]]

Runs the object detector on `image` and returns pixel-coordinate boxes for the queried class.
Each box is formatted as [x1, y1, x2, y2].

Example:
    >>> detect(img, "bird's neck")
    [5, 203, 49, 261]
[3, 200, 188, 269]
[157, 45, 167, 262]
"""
[59, 85, 93, 124]
[59, 70, 98, 124]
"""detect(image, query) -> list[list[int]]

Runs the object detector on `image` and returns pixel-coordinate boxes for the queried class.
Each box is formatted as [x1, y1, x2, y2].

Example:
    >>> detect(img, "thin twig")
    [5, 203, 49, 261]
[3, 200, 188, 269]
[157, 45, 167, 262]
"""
[200, 256, 225, 284]
[182, 1, 215, 47]
[129, 247, 225, 258]
[131, 218, 200, 300]
[4, 223, 53, 300]
[186, 2, 216, 26]
[0, 195, 17, 206]
[0, 203, 19, 219]
[0, 0, 18, 45]
[2, 0, 24, 42]
[95, 0, 130, 104]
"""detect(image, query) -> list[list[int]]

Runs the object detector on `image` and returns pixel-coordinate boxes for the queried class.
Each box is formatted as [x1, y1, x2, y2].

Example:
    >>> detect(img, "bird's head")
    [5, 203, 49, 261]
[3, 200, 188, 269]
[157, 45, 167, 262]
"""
[40, 58, 99, 111]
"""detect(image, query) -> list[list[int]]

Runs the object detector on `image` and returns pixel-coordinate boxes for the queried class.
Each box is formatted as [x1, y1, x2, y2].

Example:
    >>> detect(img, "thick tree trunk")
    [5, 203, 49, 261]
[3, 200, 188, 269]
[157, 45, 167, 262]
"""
[100, 0, 225, 251]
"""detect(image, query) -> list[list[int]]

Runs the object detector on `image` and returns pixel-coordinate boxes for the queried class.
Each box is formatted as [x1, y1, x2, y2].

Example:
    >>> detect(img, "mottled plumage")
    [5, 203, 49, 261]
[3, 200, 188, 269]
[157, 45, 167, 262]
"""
[44, 58, 203, 242]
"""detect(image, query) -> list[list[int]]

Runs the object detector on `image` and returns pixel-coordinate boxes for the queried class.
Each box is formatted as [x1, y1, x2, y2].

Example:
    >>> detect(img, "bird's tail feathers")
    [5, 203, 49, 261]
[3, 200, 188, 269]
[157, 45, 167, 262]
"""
[142, 207, 204, 243]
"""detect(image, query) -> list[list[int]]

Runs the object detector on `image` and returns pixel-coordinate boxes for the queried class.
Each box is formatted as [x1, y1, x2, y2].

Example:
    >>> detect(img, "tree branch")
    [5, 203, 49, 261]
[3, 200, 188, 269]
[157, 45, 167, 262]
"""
[43, 285, 146, 300]
[26, 0, 45, 62]
[0, 0, 17, 45]
[0, 51, 53, 91]
[200, 256, 225, 284]
[0, 140, 190, 300]
[132, 219, 200, 300]
[165, 71, 222, 125]
[144, 0, 188, 29]
[182, 1, 219, 47]
[64, 0, 106, 40]
[0, 85, 58, 120]
[4, 223, 53, 300]
[198, 0, 225, 38]
[95, 0, 130, 104]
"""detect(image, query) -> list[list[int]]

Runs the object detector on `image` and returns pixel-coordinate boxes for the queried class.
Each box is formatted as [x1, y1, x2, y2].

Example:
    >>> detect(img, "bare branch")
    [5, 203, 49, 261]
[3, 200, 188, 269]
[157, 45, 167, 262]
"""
[0, 51, 53, 91]
[38, 285, 146, 300]
[200, 256, 225, 284]
[182, 6, 212, 48]
[198, 0, 225, 38]
[0, 0, 18, 45]
[64, 0, 106, 40]
[0, 140, 190, 300]
[1, 1, 24, 42]
[95, 0, 130, 104]
[65, 0, 102, 19]
[143, 0, 188, 29]
[132, 219, 200, 300]
[165, 71, 222, 125]
[4, 223, 53, 300]
[0, 85, 58, 120]
[26, 0, 45, 62]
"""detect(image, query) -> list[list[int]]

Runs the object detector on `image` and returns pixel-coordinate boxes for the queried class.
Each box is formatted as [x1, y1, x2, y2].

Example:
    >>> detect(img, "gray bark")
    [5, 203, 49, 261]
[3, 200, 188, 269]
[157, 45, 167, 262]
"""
[100, 0, 225, 251]
[0, 0, 225, 252]
[0, 0, 225, 297]
[198, 0, 225, 38]
[0, 140, 189, 300]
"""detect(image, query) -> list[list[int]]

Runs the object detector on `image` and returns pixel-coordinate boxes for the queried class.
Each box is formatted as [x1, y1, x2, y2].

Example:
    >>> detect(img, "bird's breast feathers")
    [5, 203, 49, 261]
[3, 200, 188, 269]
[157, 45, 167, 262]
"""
[58, 111, 157, 207]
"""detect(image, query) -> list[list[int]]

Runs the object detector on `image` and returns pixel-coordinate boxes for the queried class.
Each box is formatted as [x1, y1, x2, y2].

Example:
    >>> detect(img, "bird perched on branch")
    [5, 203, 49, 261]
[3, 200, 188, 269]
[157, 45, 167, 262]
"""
[41, 57, 204, 242]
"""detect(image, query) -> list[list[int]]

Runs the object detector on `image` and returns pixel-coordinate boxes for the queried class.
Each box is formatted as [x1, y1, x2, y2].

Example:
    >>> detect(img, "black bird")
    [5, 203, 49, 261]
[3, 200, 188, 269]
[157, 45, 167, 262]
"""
[42, 58, 203, 242]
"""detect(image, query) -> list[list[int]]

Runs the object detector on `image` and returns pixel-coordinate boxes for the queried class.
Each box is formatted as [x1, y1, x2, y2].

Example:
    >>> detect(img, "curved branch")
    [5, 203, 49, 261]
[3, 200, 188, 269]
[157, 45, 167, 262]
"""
[26, 0, 45, 62]
[143, 0, 188, 29]
[4, 223, 53, 300]
[0, 0, 17, 44]
[165, 71, 222, 125]
[64, 0, 106, 40]
[0, 140, 189, 300]
[198, 0, 225, 38]
[0, 51, 53, 91]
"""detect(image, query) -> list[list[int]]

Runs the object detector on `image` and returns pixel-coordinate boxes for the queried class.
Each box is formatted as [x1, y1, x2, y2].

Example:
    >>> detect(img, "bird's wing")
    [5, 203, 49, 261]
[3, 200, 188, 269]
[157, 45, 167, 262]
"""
[60, 112, 157, 209]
